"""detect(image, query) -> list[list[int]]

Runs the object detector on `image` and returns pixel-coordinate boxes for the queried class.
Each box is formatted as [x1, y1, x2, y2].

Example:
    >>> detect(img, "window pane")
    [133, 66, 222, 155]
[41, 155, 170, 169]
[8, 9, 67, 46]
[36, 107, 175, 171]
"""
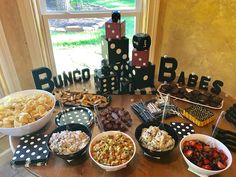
[45, 0, 136, 12]
[48, 17, 135, 74]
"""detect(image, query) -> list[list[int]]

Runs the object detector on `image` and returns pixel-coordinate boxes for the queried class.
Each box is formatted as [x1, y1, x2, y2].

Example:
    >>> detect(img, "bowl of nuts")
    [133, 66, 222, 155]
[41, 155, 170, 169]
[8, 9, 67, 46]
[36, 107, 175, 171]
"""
[48, 123, 91, 160]
[89, 131, 136, 171]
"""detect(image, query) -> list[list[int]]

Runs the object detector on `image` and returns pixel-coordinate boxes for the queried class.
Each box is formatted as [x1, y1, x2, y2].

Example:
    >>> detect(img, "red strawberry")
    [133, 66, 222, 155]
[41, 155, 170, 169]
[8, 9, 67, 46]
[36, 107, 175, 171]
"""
[184, 150, 193, 158]
[217, 161, 226, 170]
[194, 143, 203, 151]
[203, 145, 210, 151]
[203, 158, 210, 165]
[183, 141, 190, 147]
[212, 150, 219, 158]
[189, 140, 196, 146]
[202, 164, 212, 170]
[220, 152, 228, 162]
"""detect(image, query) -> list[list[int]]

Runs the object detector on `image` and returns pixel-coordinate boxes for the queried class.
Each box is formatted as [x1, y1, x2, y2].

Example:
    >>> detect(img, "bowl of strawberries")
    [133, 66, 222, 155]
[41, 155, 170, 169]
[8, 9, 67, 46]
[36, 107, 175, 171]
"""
[180, 134, 232, 176]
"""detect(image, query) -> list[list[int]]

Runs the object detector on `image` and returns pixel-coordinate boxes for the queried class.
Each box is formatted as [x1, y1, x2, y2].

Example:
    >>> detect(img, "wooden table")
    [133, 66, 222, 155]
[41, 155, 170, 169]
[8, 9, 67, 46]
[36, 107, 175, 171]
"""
[9, 95, 236, 177]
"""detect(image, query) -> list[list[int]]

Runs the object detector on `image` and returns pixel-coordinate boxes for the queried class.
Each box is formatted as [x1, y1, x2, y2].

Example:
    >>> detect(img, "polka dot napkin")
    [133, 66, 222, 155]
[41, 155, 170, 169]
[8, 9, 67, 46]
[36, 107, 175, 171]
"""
[11, 134, 50, 167]
[170, 122, 195, 140]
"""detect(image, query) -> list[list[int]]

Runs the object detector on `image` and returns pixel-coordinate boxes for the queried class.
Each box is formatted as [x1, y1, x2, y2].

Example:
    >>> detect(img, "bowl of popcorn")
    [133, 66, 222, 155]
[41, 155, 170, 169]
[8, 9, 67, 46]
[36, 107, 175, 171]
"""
[48, 123, 91, 160]
[0, 89, 56, 136]
[89, 131, 136, 171]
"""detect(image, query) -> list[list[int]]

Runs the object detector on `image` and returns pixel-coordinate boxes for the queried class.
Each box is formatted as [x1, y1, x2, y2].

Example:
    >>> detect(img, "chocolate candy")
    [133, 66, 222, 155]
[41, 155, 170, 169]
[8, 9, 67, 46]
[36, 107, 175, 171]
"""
[112, 10, 121, 23]
[159, 83, 223, 108]
[132, 33, 151, 51]
[97, 107, 132, 131]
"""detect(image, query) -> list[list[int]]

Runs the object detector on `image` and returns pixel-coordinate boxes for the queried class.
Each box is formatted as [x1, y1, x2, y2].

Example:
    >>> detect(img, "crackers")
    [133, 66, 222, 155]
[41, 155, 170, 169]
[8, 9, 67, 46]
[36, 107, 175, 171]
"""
[54, 89, 109, 108]
[0, 93, 54, 128]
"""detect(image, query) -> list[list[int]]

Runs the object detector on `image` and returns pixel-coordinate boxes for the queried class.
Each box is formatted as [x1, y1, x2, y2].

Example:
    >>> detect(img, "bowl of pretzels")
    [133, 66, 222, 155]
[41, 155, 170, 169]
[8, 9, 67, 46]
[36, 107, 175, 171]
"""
[0, 89, 56, 136]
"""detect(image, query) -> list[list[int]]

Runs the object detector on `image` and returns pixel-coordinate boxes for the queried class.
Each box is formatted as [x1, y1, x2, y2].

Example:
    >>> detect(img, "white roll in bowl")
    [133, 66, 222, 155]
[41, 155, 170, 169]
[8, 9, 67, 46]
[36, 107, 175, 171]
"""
[89, 131, 136, 171]
[180, 134, 232, 177]
[0, 89, 56, 136]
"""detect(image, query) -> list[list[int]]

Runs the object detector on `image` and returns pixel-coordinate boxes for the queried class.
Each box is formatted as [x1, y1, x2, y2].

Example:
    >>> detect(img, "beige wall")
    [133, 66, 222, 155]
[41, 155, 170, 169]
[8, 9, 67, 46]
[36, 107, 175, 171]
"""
[154, 0, 236, 98]
[0, 0, 236, 98]
[0, 0, 34, 90]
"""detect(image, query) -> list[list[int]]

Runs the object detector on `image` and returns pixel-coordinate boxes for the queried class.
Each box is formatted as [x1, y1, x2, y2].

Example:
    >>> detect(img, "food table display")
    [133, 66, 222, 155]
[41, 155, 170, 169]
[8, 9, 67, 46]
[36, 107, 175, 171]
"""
[9, 94, 236, 177]
[3, 11, 235, 177]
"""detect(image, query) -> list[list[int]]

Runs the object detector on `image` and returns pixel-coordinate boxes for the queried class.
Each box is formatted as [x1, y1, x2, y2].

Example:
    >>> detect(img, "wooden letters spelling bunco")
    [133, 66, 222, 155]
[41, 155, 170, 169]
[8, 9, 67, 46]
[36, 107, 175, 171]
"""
[32, 67, 90, 92]
[158, 56, 224, 94]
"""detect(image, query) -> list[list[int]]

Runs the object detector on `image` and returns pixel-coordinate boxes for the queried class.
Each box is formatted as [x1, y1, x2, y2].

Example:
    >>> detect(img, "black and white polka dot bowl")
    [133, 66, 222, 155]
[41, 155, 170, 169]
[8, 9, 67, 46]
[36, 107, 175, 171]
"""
[55, 106, 94, 128]
[135, 122, 179, 159]
[47, 123, 92, 161]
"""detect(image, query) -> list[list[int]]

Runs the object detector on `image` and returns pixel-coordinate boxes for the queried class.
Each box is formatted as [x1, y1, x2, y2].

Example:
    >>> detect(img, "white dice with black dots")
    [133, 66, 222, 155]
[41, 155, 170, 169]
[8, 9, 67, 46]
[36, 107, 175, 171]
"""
[101, 36, 129, 65]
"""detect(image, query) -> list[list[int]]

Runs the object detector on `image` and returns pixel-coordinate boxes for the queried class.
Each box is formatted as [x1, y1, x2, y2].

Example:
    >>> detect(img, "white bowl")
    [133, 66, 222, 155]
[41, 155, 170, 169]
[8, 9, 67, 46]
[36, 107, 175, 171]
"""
[89, 131, 136, 171]
[180, 134, 232, 177]
[0, 89, 56, 136]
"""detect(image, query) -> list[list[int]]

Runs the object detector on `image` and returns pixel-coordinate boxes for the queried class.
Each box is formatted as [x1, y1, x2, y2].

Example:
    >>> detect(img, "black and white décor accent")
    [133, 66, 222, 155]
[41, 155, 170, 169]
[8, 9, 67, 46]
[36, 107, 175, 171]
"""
[11, 134, 50, 167]
[55, 106, 94, 127]
[101, 35, 129, 65]
[94, 68, 119, 94]
[134, 87, 157, 95]
[170, 122, 195, 140]
[132, 62, 155, 89]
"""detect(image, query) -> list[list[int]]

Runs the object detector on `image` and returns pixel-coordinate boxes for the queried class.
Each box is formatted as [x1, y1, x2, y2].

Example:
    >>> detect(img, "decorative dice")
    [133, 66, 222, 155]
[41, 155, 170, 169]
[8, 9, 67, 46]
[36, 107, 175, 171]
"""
[110, 62, 124, 78]
[101, 35, 129, 65]
[112, 10, 121, 23]
[132, 49, 149, 67]
[122, 61, 136, 80]
[105, 19, 125, 40]
[101, 59, 110, 75]
[119, 77, 134, 94]
[94, 69, 118, 94]
[132, 62, 155, 89]
[132, 33, 151, 51]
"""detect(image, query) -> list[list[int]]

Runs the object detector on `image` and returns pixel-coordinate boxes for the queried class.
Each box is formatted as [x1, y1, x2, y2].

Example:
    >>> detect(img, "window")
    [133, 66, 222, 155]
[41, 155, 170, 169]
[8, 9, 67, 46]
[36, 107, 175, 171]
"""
[39, 0, 141, 75]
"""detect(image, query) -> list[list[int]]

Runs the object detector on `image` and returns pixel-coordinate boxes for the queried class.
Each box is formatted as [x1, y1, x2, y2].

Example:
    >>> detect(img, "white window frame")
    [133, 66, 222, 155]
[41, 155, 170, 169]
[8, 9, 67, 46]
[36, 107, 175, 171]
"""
[38, 0, 142, 75]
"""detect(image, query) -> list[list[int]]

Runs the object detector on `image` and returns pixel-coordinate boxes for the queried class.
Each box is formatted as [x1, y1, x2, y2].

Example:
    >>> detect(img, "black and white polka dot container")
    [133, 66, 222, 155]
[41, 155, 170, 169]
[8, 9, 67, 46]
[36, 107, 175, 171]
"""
[170, 122, 195, 140]
[134, 87, 157, 95]
[11, 134, 50, 167]
[55, 106, 93, 127]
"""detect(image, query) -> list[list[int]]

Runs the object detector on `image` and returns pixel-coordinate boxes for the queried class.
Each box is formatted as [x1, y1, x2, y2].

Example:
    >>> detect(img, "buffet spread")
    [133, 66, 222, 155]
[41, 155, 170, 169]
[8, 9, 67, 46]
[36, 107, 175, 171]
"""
[0, 11, 235, 177]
